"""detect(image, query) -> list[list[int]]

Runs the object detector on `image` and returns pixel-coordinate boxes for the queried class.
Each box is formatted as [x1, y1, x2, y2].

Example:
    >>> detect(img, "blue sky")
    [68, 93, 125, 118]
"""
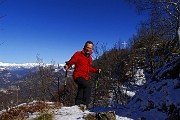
[0, 0, 147, 64]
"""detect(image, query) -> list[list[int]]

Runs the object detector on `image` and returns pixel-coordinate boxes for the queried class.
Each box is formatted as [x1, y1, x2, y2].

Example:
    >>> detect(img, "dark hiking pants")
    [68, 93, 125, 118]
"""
[75, 77, 91, 107]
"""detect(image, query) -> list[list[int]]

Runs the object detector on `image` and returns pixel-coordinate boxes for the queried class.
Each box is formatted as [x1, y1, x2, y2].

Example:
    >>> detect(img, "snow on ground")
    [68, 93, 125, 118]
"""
[88, 77, 180, 120]
[26, 105, 133, 120]
[52, 106, 90, 120]
[115, 78, 180, 120]
[17, 104, 134, 120]
[52, 105, 133, 120]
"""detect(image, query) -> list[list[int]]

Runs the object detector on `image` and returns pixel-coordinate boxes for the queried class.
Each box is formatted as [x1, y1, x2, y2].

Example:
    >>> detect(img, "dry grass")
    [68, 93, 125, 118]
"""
[0, 101, 61, 120]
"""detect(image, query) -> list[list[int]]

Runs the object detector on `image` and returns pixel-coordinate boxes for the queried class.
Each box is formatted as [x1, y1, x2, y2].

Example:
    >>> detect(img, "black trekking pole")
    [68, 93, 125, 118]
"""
[93, 72, 100, 108]
[63, 69, 68, 102]
[57, 64, 61, 103]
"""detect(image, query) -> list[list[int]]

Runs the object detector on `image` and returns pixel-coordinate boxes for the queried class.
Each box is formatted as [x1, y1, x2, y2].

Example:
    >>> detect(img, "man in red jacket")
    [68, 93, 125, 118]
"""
[64, 41, 100, 109]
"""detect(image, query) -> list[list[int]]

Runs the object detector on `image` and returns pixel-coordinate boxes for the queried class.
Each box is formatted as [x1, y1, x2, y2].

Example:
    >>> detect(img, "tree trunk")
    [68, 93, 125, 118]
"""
[178, 20, 180, 48]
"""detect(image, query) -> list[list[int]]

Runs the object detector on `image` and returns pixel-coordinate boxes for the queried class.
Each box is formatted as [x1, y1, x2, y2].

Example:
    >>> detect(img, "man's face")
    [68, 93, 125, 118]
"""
[84, 43, 93, 54]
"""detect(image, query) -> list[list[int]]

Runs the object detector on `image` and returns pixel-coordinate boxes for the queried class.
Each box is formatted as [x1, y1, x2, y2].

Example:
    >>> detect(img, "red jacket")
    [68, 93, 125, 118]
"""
[67, 49, 97, 80]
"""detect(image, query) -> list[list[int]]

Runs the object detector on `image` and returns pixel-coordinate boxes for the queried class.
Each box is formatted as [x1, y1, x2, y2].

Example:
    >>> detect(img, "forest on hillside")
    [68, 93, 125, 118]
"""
[90, 0, 180, 107]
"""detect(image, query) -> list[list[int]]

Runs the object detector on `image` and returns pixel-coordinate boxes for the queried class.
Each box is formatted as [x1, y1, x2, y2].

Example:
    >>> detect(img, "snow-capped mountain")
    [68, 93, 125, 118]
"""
[0, 62, 65, 70]
[0, 62, 38, 88]
[0, 62, 40, 69]
[0, 62, 66, 88]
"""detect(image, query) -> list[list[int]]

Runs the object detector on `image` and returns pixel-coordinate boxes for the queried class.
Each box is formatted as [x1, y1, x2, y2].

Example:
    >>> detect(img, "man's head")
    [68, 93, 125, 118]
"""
[83, 41, 94, 56]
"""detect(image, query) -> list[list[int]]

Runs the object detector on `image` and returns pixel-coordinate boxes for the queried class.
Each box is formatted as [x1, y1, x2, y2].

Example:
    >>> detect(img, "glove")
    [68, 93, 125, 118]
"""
[97, 69, 101, 74]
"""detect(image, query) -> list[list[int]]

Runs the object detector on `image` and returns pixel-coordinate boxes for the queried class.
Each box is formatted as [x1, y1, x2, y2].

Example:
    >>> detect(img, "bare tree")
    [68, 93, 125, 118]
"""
[127, 0, 180, 48]
[91, 42, 132, 107]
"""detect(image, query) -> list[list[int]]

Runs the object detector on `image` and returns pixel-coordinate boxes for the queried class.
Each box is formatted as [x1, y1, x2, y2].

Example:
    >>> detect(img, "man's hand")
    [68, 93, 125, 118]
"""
[64, 65, 69, 70]
[97, 69, 101, 74]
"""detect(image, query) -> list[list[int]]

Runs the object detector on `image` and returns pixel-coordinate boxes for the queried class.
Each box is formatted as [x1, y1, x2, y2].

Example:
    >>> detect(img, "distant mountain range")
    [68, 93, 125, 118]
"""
[0, 62, 39, 67]
[0, 62, 72, 109]
[0, 62, 65, 88]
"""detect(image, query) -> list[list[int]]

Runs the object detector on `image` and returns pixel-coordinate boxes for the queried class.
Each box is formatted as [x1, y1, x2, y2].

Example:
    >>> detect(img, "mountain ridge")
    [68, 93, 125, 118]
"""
[0, 62, 65, 68]
[0, 62, 66, 88]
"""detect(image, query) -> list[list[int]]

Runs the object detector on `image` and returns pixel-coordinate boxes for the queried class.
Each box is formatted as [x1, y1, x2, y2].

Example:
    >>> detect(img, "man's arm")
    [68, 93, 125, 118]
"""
[64, 52, 78, 70]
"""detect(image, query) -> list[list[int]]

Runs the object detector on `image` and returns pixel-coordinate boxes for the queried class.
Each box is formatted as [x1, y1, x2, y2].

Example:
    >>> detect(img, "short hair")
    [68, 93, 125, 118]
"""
[84, 41, 94, 48]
